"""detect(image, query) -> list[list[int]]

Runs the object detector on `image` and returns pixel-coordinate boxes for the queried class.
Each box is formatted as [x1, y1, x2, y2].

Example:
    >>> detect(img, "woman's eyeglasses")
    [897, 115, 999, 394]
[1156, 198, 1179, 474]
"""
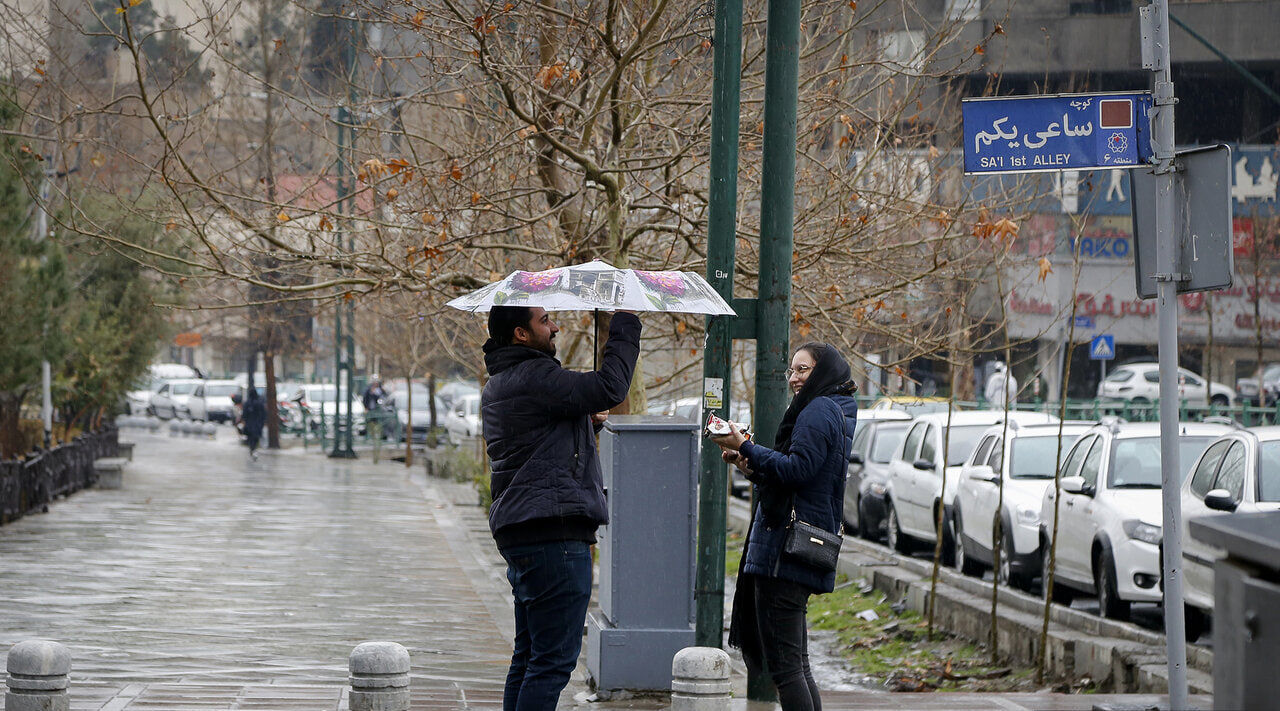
[784, 365, 813, 378]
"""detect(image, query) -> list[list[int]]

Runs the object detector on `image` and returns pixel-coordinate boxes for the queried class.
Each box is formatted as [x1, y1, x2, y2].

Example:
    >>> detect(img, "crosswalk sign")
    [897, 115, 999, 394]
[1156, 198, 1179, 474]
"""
[1090, 334, 1115, 361]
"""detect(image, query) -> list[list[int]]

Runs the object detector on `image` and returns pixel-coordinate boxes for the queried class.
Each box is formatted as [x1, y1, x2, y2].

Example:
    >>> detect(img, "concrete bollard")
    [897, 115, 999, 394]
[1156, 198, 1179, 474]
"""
[168, 421, 180, 437]
[117, 441, 135, 462]
[203, 423, 217, 439]
[670, 647, 731, 711]
[5, 640, 71, 711]
[148, 418, 160, 433]
[349, 642, 410, 711]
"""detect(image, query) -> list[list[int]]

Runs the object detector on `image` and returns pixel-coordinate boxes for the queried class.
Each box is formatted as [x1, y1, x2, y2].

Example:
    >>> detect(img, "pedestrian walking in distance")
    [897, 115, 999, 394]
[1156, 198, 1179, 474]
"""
[712, 342, 858, 711]
[984, 360, 1018, 408]
[481, 305, 641, 710]
[241, 387, 267, 459]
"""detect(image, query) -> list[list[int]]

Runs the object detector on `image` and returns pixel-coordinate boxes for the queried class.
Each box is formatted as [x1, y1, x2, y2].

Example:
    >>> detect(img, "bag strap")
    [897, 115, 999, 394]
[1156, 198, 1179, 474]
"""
[790, 501, 844, 537]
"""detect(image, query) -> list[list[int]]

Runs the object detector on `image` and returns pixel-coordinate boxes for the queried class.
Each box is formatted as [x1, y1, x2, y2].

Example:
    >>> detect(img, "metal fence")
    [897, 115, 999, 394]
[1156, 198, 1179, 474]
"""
[858, 395, 1280, 427]
[0, 427, 118, 526]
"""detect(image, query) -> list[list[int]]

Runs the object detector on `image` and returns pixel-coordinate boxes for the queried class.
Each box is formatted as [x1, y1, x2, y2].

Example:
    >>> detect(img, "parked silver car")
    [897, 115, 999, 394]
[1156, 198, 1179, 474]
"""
[844, 409, 912, 541]
[185, 380, 240, 423]
[148, 379, 203, 419]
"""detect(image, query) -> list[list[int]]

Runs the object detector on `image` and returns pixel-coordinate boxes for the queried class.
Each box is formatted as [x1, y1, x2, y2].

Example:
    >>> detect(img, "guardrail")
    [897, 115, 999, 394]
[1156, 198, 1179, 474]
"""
[0, 427, 118, 526]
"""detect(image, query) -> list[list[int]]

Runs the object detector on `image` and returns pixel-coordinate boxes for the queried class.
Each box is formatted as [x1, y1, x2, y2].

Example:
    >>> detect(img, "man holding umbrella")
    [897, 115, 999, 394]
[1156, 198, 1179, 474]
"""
[481, 305, 641, 710]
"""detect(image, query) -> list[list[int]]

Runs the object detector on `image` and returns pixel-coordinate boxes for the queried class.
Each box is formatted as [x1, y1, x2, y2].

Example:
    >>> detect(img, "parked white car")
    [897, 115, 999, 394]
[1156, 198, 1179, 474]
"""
[952, 421, 1090, 589]
[148, 378, 203, 419]
[126, 363, 199, 414]
[1040, 420, 1230, 620]
[1180, 426, 1280, 638]
[445, 393, 482, 439]
[883, 409, 1059, 557]
[290, 384, 366, 430]
[185, 380, 241, 423]
[1097, 362, 1235, 407]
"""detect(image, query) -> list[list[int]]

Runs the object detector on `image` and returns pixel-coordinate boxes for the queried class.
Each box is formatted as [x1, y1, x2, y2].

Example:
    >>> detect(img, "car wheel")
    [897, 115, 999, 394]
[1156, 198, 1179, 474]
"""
[845, 494, 862, 538]
[858, 497, 879, 542]
[1185, 605, 1210, 644]
[886, 500, 909, 554]
[954, 511, 981, 577]
[1042, 542, 1074, 605]
[1210, 395, 1229, 408]
[940, 508, 956, 567]
[1094, 547, 1130, 620]
[998, 528, 1030, 590]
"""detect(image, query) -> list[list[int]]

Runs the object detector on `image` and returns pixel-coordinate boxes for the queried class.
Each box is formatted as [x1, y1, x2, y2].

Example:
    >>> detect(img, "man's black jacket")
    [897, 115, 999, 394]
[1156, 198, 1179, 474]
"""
[481, 313, 641, 550]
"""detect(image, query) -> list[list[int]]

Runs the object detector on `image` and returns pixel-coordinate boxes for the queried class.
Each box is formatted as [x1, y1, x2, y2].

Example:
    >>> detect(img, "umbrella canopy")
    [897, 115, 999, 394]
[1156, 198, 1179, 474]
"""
[446, 261, 736, 316]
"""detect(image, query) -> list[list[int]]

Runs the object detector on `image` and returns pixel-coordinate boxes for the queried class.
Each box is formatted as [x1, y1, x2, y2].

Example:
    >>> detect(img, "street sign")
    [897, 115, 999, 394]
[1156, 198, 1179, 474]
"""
[1132, 144, 1235, 299]
[1074, 315, 1095, 330]
[962, 92, 1154, 174]
[1090, 334, 1116, 360]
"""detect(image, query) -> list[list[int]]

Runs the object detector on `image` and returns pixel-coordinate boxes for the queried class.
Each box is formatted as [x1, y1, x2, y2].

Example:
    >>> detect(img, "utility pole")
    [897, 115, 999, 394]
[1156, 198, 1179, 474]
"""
[694, 0, 744, 650]
[1143, 1, 1188, 707]
[329, 11, 359, 459]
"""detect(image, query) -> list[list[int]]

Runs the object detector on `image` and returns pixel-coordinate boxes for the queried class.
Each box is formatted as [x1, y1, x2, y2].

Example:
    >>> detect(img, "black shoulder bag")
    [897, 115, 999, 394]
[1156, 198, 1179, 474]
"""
[782, 505, 842, 573]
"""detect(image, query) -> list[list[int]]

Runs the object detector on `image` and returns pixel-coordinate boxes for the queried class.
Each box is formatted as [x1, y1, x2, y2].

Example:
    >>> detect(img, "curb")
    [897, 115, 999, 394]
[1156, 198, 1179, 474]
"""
[726, 498, 1212, 695]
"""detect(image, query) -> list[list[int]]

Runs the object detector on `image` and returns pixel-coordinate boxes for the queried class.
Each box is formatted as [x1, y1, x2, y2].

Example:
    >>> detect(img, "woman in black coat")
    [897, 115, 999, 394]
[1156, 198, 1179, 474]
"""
[711, 342, 858, 711]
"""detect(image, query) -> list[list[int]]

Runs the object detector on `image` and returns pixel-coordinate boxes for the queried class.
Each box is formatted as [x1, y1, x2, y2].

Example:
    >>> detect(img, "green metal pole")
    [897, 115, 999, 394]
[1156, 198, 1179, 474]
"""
[694, 0, 744, 650]
[747, 0, 800, 700]
[330, 14, 358, 459]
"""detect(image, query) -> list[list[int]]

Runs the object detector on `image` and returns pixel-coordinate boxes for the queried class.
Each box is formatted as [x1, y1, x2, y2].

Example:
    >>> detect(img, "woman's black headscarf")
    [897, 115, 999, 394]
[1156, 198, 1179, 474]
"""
[773, 342, 856, 454]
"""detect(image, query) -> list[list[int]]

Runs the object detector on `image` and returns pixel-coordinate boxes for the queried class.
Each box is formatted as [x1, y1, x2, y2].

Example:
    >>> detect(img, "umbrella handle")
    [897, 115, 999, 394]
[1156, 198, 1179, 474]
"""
[593, 309, 599, 371]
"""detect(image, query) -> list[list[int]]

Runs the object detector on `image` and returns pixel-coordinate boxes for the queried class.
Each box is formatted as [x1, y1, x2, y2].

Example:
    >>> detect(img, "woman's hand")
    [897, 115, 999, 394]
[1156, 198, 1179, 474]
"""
[710, 429, 747, 452]
[591, 411, 609, 424]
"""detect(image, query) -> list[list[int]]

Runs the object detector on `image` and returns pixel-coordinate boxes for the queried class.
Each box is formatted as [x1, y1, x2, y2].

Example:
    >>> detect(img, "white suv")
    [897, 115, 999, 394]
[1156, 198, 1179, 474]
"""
[1040, 421, 1230, 619]
[1180, 426, 1280, 638]
[1097, 362, 1235, 407]
[952, 421, 1091, 590]
[883, 409, 1059, 557]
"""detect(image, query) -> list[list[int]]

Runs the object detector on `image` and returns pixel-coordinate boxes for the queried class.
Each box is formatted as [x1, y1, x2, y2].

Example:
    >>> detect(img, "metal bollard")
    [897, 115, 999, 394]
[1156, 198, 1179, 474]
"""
[5, 640, 71, 711]
[349, 642, 410, 711]
[671, 647, 731, 711]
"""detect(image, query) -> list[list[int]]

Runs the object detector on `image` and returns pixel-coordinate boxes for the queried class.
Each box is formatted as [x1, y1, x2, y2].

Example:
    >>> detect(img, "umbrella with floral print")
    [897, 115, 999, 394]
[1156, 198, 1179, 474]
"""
[445, 260, 735, 316]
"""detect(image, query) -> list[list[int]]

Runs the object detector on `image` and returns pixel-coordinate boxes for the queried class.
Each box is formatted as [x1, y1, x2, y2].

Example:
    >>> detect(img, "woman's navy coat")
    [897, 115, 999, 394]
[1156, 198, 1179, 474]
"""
[738, 394, 857, 593]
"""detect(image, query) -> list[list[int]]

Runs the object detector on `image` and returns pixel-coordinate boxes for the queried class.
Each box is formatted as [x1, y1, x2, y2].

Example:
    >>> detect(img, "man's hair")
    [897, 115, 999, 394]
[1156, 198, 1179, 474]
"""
[488, 306, 535, 346]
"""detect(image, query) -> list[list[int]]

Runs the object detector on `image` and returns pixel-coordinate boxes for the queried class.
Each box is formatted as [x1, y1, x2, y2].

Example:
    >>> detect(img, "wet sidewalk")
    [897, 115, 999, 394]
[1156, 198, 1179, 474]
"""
[0, 428, 1199, 710]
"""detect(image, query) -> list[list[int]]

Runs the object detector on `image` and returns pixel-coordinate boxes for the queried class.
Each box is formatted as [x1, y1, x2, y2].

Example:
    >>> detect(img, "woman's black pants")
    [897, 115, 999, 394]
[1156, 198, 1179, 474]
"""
[752, 576, 821, 711]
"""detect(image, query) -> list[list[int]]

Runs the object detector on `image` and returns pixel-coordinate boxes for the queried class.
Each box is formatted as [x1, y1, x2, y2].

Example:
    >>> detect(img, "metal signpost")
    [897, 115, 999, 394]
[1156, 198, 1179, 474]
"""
[1091, 334, 1115, 383]
[960, 4, 1225, 705]
[1141, 3, 1190, 706]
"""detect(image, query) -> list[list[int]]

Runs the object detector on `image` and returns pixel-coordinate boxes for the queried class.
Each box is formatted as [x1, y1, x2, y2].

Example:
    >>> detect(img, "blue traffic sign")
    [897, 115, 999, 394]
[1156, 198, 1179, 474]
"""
[1091, 334, 1116, 361]
[962, 92, 1153, 174]
[1075, 315, 1095, 330]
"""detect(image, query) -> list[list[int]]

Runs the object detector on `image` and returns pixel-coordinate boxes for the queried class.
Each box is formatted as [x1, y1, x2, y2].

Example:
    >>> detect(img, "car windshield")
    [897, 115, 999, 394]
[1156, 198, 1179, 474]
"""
[1009, 434, 1082, 479]
[1259, 441, 1280, 502]
[171, 383, 197, 395]
[1105, 369, 1135, 383]
[945, 425, 991, 466]
[1263, 365, 1280, 383]
[305, 386, 351, 402]
[391, 386, 431, 401]
[1108, 436, 1214, 488]
[869, 423, 910, 464]
[205, 384, 239, 397]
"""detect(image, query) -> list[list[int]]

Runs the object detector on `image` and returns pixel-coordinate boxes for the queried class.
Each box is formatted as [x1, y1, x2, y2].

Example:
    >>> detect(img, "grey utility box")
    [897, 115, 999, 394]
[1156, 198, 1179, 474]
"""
[587, 416, 698, 694]
[1188, 511, 1280, 711]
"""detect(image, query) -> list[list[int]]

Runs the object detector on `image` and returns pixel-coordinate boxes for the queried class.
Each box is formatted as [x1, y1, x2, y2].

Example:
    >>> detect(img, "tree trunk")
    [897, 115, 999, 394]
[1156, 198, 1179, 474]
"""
[265, 350, 280, 448]
[404, 375, 413, 468]
[428, 373, 438, 431]
[0, 392, 27, 459]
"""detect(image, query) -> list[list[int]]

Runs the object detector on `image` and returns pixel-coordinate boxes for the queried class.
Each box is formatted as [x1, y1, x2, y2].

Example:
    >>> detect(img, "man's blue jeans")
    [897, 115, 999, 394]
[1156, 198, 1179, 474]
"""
[500, 540, 593, 711]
